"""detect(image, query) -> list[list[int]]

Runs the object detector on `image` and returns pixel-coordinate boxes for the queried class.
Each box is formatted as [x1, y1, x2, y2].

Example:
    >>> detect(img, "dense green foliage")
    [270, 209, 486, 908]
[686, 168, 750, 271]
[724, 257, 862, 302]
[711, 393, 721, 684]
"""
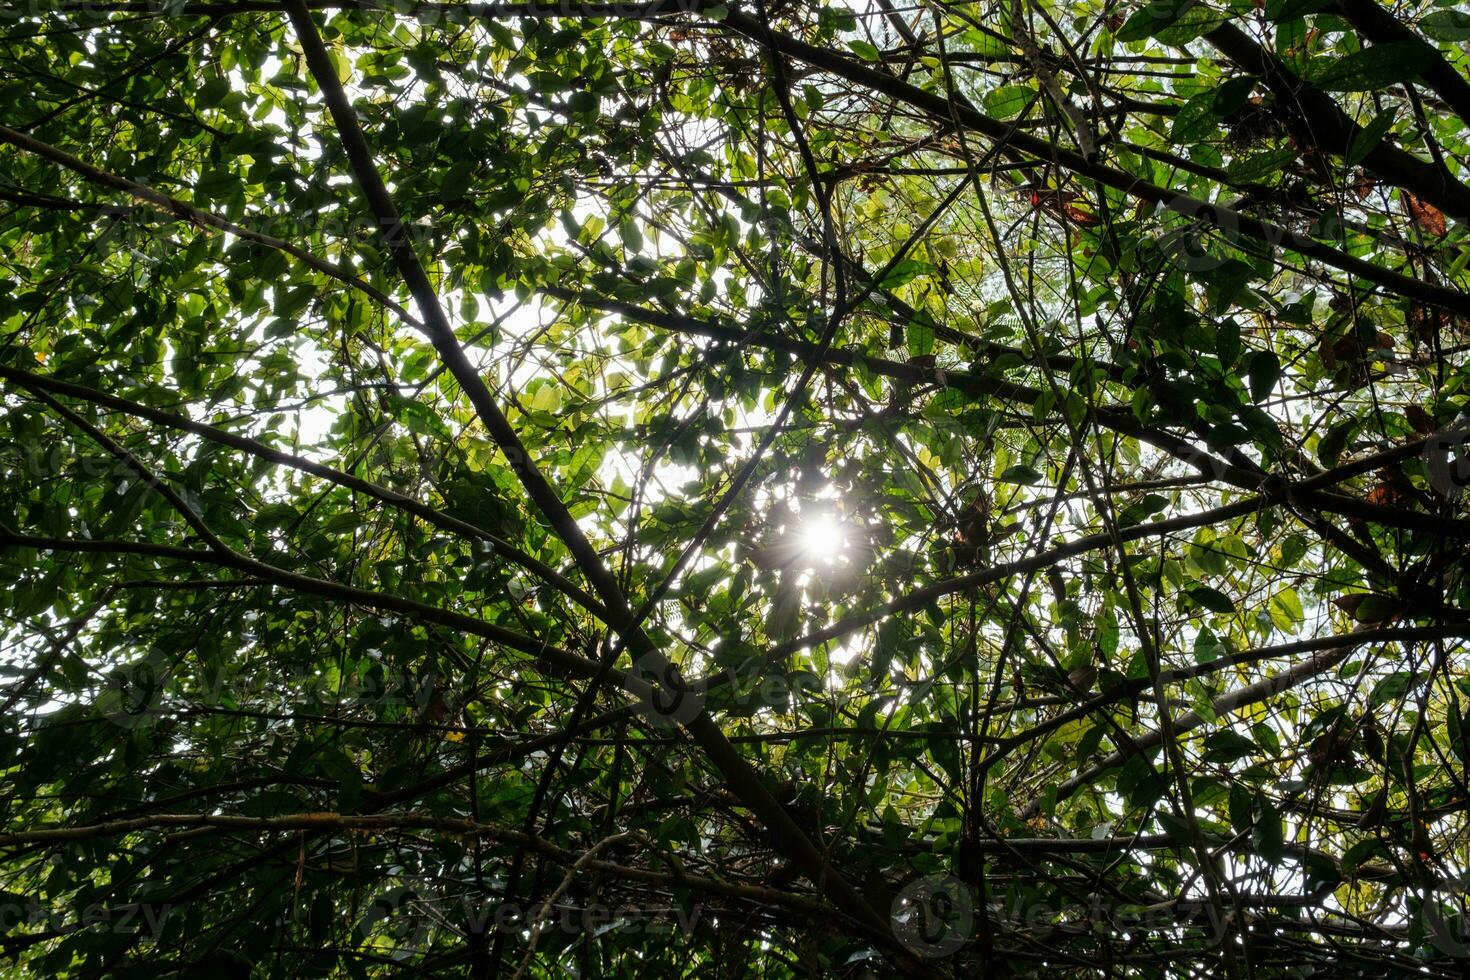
[4, 0, 1470, 974]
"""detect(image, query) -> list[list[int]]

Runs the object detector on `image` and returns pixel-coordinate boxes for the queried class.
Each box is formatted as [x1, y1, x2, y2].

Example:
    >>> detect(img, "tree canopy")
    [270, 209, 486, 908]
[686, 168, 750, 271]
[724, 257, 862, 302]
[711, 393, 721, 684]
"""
[5, 0, 1470, 974]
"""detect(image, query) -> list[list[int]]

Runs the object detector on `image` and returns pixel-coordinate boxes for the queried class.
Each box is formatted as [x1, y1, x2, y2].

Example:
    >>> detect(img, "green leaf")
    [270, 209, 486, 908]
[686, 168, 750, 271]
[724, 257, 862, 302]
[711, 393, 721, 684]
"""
[1226, 147, 1295, 185]
[1345, 108, 1396, 167]
[1115, 5, 1162, 41]
[1316, 419, 1358, 468]
[1311, 42, 1431, 92]
[848, 40, 882, 62]
[1117, 751, 1166, 807]
[327, 47, 352, 84]
[1350, 594, 1398, 623]
[963, 28, 1014, 58]
[983, 84, 1034, 120]
[1252, 797, 1286, 861]
[619, 216, 644, 253]
[1267, 587, 1304, 630]
[1342, 837, 1388, 872]
[1247, 350, 1280, 402]
[1229, 784, 1254, 836]
[906, 319, 935, 358]
[1420, 9, 1470, 41]
[1187, 585, 1235, 614]
[440, 160, 475, 201]
[1253, 721, 1282, 755]
[999, 464, 1042, 485]
[1154, 4, 1226, 44]
[1304, 851, 1342, 893]
[1369, 671, 1421, 708]
[879, 259, 933, 288]
[1117, 0, 1212, 42]
[1264, 0, 1331, 19]
[1211, 76, 1258, 116]
[567, 90, 599, 116]
[385, 394, 452, 440]
[1204, 729, 1258, 763]
[1171, 91, 1221, 143]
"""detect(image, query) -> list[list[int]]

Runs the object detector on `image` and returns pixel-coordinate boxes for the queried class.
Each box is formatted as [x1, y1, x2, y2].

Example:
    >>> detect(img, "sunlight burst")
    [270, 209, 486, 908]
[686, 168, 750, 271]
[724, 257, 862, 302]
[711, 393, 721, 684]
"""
[798, 512, 846, 565]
